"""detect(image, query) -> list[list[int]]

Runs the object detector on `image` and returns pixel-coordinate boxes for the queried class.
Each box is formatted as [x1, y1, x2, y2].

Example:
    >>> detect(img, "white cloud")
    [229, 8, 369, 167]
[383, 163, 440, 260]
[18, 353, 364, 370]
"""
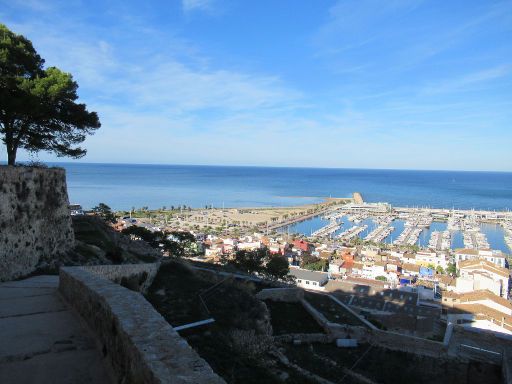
[113, 60, 301, 115]
[182, 0, 213, 13]
[421, 65, 512, 95]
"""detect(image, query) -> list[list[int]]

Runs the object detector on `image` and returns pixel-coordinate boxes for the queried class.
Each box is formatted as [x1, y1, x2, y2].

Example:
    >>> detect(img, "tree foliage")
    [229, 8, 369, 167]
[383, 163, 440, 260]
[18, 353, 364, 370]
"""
[446, 262, 457, 276]
[264, 255, 290, 280]
[231, 249, 267, 275]
[0, 24, 100, 165]
[121, 225, 198, 258]
[91, 203, 116, 223]
[300, 254, 327, 271]
[229, 248, 290, 280]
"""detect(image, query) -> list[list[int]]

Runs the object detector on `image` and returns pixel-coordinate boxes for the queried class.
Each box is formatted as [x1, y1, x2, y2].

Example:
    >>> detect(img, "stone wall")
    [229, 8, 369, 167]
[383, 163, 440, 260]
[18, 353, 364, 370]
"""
[274, 333, 330, 344]
[371, 329, 446, 359]
[59, 264, 225, 384]
[0, 166, 75, 281]
[77, 263, 160, 294]
[256, 288, 304, 302]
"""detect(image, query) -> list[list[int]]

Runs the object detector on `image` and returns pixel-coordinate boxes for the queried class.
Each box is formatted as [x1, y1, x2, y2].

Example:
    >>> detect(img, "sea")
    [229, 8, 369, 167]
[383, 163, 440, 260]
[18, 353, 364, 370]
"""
[55, 163, 512, 211]
[50, 162, 512, 253]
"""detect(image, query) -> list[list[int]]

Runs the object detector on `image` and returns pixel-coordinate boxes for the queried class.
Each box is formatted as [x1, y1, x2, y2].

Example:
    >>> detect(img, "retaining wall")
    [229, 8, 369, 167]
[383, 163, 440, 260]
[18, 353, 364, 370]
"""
[77, 263, 160, 294]
[275, 333, 331, 344]
[59, 264, 225, 384]
[0, 166, 74, 281]
[371, 329, 446, 359]
[256, 288, 304, 302]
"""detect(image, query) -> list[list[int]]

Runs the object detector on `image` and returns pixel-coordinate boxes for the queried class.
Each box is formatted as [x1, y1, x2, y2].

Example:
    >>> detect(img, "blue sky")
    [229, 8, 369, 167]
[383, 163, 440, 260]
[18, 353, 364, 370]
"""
[1, 0, 511, 171]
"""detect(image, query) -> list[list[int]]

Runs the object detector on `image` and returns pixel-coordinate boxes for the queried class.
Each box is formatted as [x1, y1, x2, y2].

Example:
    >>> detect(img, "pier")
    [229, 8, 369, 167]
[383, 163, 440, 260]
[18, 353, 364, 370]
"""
[428, 230, 451, 250]
[365, 225, 394, 243]
[311, 220, 342, 237]
[337, 225, 368, 241]
[463, 230, 489, 249]
[353, 192, 364, 204]
[394, 225, 423, 246]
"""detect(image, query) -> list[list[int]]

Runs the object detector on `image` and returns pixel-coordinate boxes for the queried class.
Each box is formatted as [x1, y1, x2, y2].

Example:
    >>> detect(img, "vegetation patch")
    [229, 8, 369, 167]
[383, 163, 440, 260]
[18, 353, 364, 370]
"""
[147, 260, 320, 383]
[304, 291, 364, 326]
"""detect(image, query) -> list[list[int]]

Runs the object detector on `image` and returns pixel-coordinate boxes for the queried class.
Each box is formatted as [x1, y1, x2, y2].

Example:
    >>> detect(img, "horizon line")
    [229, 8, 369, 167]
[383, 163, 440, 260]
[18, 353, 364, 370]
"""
[22, 160, 512, 174]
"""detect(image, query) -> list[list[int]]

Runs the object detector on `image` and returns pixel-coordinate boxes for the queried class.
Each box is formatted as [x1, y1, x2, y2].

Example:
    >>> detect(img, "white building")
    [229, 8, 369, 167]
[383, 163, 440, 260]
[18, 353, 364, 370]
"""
[478, 249, 507, 268]
[454, 249, 507, 268]
[443, 290, 512, 335]
[415, 251, 448, 269]
[457, 259, 510, 299]
[237, 241, 262, 251]
[289, 267, 329, 291]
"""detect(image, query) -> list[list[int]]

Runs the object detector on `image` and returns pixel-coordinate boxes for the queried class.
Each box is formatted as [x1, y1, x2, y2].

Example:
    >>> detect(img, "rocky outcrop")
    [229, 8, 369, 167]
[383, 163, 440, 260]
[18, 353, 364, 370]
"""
[0, 166, 75, 281]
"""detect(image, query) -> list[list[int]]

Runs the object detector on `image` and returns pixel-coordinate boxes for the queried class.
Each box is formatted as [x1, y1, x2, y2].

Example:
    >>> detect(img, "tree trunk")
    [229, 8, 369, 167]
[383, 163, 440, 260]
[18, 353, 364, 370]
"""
[4, 126, 17, 165]
[7, 147, 16, 165]
[5, 134, 16, 166]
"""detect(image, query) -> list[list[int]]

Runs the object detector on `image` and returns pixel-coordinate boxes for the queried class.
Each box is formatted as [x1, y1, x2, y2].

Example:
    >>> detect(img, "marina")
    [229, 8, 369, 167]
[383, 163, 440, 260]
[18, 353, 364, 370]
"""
[280, 202, 512, 254]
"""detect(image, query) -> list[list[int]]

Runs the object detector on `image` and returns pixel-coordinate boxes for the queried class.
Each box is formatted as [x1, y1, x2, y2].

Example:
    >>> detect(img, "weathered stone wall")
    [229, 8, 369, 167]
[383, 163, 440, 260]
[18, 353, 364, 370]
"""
[59, 264, 225, 384]
[0, 166, 74, 281]
[371, 329, 446, 359]
[274, 333, 330, 344]
[78, 263, 160, 294]
[256, 288, 304, 302]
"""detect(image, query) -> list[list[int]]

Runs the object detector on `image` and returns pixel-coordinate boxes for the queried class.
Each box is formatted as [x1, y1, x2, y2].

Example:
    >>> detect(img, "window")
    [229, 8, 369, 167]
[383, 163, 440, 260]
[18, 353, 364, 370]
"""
[297, 279, 302, 283]
[306, 281, 310, 285]
[313, 282, 317, 286]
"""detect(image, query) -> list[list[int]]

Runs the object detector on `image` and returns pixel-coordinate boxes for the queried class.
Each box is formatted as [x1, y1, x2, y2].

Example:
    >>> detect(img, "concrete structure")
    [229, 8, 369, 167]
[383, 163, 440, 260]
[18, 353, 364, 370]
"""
[0, 275, 111, 384]
[458, 259, 510, 299]
[289, 268, 328, 290]
[0, 166, 75, 281]
[237, 241, 261, 251]
[455, 248, 507, 268]
[256, 287, 304, 302]
[59, 264, 225, 384]
[415, 251, 448, 269]
[443, 290, 512, 335]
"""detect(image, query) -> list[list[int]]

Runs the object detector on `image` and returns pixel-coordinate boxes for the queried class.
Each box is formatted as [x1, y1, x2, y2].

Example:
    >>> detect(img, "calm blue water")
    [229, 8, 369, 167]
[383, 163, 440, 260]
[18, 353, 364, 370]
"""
[49, 162, 512, 212]
[417, 222, 447, 248]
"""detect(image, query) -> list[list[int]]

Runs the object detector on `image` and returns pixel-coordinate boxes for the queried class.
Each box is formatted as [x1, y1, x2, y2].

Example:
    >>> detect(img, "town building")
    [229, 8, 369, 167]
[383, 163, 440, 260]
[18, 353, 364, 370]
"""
[455, 259, 510, 299]
[442, 290, 512, 335]
[289, 267, 329, 291]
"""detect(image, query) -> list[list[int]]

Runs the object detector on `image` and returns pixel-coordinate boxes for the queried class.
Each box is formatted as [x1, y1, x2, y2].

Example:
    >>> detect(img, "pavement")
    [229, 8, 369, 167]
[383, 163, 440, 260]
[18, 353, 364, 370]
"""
[0, 275, 112, 384]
